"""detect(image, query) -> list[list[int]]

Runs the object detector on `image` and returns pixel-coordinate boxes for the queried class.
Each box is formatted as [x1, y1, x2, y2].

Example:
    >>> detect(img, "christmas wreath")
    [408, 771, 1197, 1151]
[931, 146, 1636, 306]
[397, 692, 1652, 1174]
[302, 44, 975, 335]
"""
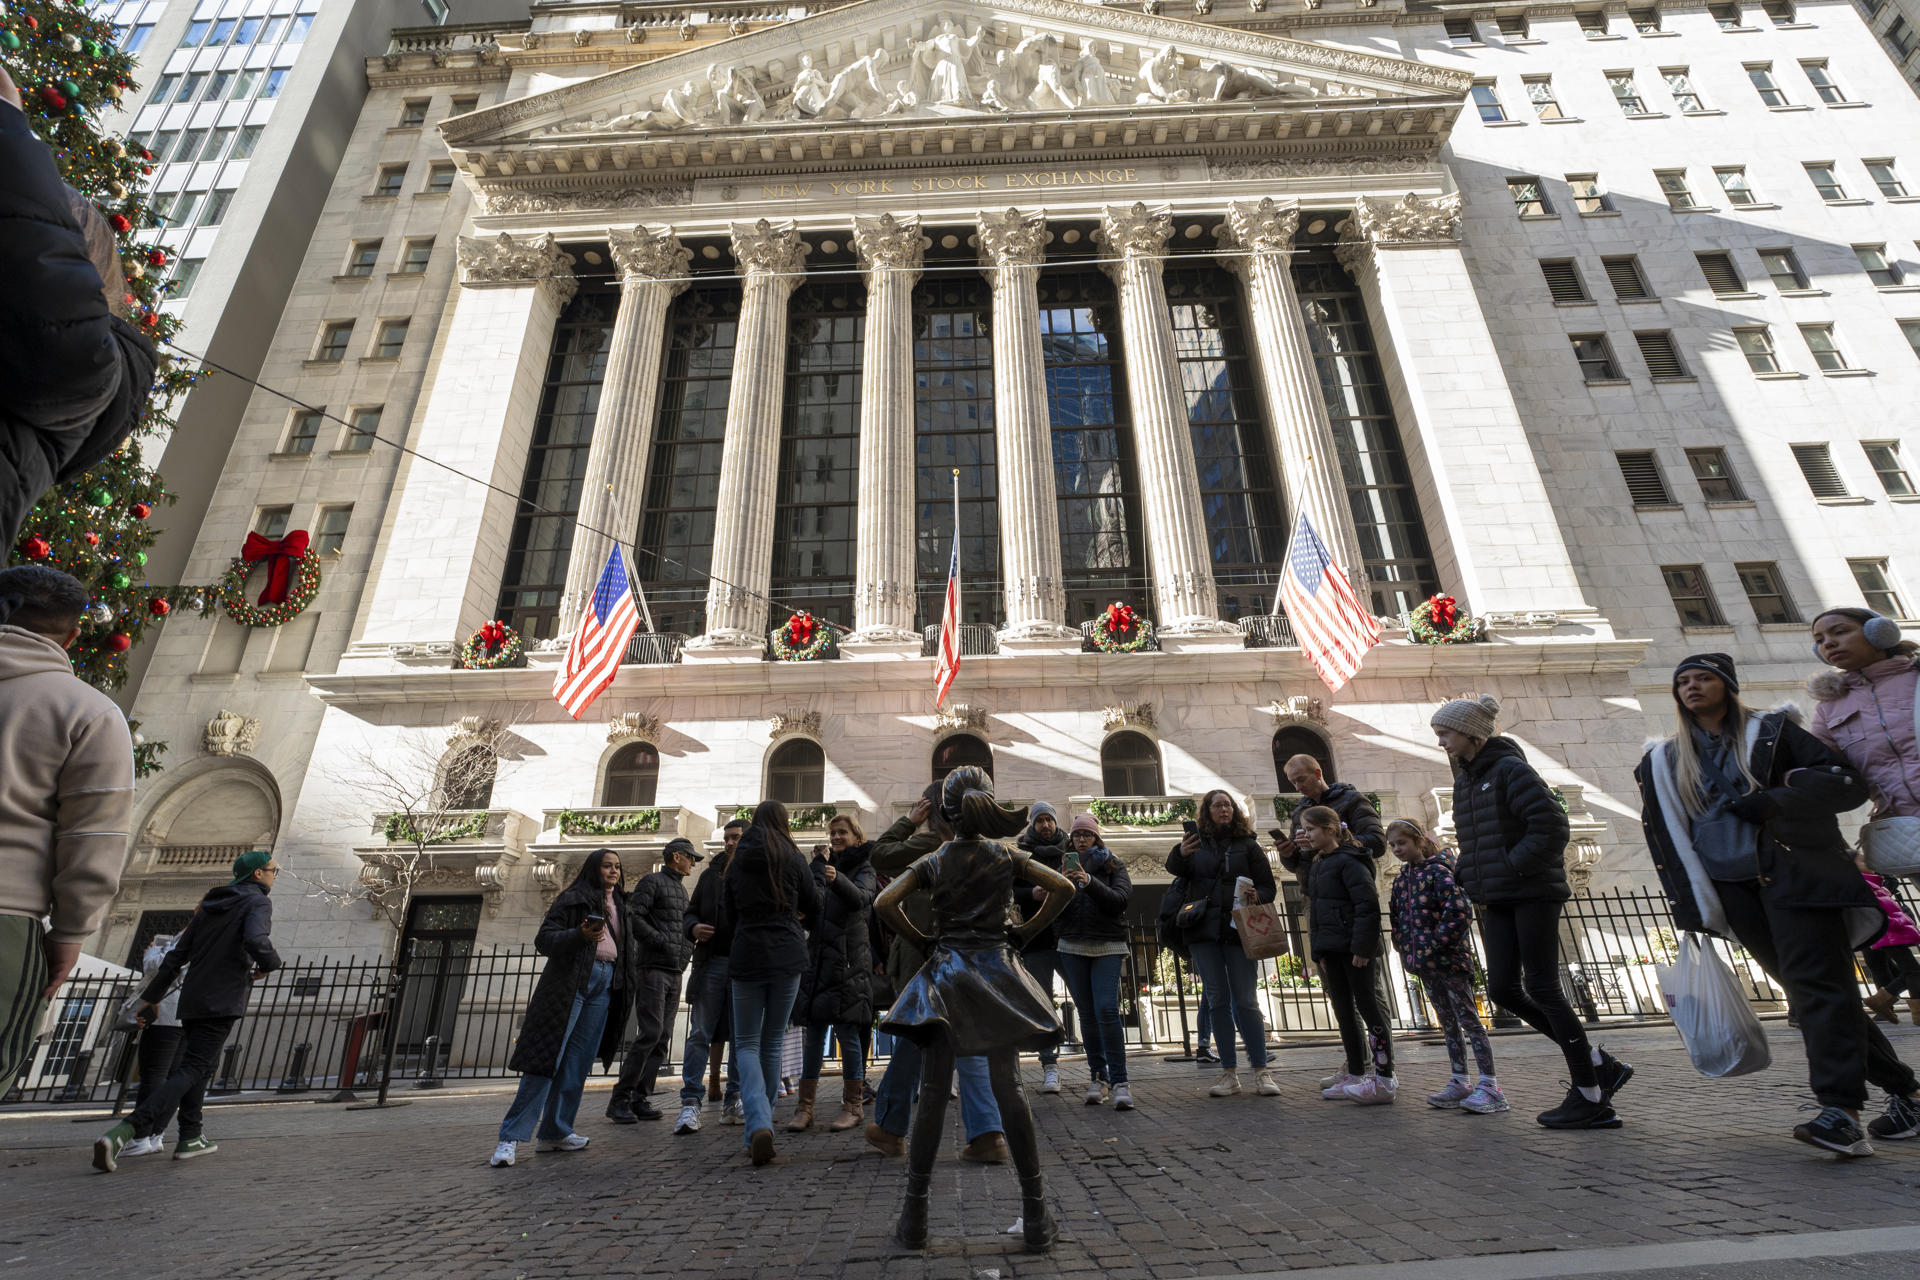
[1090, 602, 1154, 654]
[771, 611, 831, 661]
[459, 620, 525, 670]
[1407, 594, 1483, 645]
[218, 531, 321, 628]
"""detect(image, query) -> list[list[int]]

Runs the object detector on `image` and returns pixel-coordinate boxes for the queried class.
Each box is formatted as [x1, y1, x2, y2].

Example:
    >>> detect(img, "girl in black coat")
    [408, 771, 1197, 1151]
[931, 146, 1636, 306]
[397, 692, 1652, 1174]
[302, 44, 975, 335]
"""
[789, 813, 879, 1134]
[1056, 814, 1134, 1108]
[1294, 806, 1396, 1104]
[1638, 653, 1920, 1156]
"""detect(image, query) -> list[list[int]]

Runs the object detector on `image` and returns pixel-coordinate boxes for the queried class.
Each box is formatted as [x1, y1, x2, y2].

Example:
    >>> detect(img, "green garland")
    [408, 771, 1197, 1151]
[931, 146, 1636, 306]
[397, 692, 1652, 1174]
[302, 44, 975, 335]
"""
[1087, 797, 1195, 827]
[734, 803, 838, 828]
[557, 808, 661, 836]
[218, 549, 321, 628]
[383, 811, 488, 846]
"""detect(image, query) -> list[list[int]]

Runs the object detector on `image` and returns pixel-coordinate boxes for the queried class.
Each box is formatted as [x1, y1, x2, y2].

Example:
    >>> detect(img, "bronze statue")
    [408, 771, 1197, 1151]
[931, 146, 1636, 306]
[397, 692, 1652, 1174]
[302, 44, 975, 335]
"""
[875, 766, 1076, 1252]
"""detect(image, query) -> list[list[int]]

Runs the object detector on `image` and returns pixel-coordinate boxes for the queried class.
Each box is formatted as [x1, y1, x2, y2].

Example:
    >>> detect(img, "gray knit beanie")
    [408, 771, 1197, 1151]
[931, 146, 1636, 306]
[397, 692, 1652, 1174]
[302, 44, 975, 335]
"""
[1028, 800, 1058, 825]
[1431, 694, 1500, 741]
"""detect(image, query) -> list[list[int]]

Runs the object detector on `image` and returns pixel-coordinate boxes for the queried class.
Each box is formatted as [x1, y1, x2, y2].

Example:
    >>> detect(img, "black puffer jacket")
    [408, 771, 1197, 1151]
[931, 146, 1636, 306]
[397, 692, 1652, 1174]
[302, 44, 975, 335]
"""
[1300, 844, 1381, 959]
[1448, 736, 1570, 905]
[628, 867, 692, 972]
[1013, 821, 1069, 951]
[1164, 831, 1276, 945]
[1055, 843, 1132, 945]
[1286, 783, 1387, 859]
[721, 826, 822, 984]
[683, 851, 735, 977]
[140, 881, 281, 1021]
[796, 841, 878, 1027]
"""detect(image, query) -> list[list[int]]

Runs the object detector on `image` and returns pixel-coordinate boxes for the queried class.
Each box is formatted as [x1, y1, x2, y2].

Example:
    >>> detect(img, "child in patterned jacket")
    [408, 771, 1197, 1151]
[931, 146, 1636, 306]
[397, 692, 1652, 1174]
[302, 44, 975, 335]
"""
[1386, 819, 1505, 1114]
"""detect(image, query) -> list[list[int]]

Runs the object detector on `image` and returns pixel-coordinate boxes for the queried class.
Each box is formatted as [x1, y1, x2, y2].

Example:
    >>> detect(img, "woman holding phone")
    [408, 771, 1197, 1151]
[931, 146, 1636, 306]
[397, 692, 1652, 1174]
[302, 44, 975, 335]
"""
[1056, 814, 1134, 1108]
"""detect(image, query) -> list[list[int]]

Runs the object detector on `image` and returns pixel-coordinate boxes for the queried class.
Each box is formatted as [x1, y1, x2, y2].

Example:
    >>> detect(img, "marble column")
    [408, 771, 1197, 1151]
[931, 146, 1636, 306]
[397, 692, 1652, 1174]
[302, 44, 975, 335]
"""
[687, 219, 807, 654]
[1095, 202, 1239, 641]
[977, 208, 1076, 646]
[1337, 193, 1601, 622]
[556, 225, 690, 637]
[845, 213, 924, 652]
[1216, 197, 1369, 602]
[356, 233, 577, 651]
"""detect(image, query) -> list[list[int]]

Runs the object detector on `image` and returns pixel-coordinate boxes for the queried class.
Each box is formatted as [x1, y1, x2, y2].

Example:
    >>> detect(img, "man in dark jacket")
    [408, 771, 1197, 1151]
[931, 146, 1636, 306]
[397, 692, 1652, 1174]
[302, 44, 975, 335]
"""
[2, 74, 159, 549]
[1278, 754, 1386, 858]
[1012, 800, 1068, 1093]
[674, 820, 744, 1134]
[92, 851, 282, 1171]
[607, 837, 698, 1123]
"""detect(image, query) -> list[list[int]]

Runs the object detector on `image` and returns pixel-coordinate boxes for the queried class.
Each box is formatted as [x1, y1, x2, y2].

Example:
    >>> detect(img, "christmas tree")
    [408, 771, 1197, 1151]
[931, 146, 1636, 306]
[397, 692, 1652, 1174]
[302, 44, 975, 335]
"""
[4, 0, 214, 775]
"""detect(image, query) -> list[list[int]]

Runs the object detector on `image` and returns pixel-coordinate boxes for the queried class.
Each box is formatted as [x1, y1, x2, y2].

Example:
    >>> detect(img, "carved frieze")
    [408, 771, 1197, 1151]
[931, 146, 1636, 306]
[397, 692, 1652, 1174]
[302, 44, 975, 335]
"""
[204, 709, 258, 757]
[1210, 155, 1431, 181]
[479, 186, 693, 215]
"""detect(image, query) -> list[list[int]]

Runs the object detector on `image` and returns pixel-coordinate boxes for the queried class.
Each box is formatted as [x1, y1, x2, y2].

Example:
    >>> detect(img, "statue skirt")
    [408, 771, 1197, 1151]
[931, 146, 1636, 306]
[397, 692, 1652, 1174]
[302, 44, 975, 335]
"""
[880, 939, 1063, 1056]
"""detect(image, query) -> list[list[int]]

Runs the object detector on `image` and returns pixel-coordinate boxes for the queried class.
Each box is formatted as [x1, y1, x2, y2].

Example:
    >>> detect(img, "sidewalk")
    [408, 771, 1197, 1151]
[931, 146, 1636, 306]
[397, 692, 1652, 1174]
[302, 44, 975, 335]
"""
[2, 1023, 1917, 1279]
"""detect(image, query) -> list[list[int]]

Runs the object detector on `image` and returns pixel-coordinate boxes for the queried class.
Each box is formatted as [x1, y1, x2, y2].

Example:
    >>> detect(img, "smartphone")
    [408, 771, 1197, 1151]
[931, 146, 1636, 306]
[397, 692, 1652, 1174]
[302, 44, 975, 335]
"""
[582, 913, 606, 928]
[1268, 828, 1289, 844]
[1181, 819, 1198, 836]
[1062, 850, 1081, 875]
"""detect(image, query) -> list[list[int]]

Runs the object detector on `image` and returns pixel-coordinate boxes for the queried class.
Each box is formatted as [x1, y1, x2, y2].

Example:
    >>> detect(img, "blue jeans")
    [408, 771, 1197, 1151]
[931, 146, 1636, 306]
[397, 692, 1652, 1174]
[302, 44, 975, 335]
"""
[1196, 999, 1212, 1050]
[1023, 950, 1059, 1066]
[873, 1038, 1002, 1142]
[801, 1021, 866, 1082]
[499, 960, 612, 1143]
[680, 958, 741, 1106]
[730, 973, 802, 1144]
[1188, 941, 1268, 1070]
[1058, 952, 1128, 1085]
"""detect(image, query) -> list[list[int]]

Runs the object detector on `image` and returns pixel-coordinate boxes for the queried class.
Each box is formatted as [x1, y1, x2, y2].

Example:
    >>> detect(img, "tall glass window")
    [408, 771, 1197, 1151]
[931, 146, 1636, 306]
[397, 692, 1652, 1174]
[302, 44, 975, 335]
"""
[1292, 254, 1440, 616]
[1166, 266, 1287, 620]
[1039, 270, 1146, 623]
[636, 283, 738, 637]
[912, 277, 1000, 629]
[493, 287, 615, 640]
[770, 280, 864, 630]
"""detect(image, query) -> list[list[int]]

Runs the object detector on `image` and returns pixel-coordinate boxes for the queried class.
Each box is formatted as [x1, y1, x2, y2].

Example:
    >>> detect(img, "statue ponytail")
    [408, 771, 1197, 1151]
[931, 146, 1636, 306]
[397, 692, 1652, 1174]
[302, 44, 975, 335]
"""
[940, 765, 1028, 839]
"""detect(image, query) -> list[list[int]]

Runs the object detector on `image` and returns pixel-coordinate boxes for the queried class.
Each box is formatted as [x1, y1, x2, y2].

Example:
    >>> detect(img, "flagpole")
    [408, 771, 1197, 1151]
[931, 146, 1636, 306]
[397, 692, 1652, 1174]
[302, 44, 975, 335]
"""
[616, 541, 656, 634]
[951, 467, 961, 610]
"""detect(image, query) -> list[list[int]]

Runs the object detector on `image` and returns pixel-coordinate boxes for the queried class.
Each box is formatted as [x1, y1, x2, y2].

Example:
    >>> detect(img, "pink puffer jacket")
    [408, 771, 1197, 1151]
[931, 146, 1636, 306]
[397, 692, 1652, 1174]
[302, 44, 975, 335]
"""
[1864, 873, 1920, 949]
[1809, 657, 1920, 820]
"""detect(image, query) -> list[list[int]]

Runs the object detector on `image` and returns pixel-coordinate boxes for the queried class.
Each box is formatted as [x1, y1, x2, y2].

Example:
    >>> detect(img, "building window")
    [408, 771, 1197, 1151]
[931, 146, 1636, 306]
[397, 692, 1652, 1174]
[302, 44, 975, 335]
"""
[199, 190, 232, 227]
[1687, 447, 1746, 499]
[344, 408, 381, 453]
[1540, 259, 1589, 302]
[767, 739, 826, 805]
[424, 164, 456, 195]
[1471, 81, 1507, 123]
[168, 259, 204, 300]
[1616, 450, 1675, 506]
[316, 322, 353, 362]
[1608, 71, 1648, 114]
[166, 191, 204, 228]
[1716, 167, 1758, 206]
[1100, 731, 1164, 797]
[1804, 163, 1847, 200]
[1759, 247, 1808, 289]
[231, 125, 263, 160]
[1602, 255, 1654, 299]
[260, 14, 288, 43]
[1800, 60, 1845, 104]
[1578, 10, 1611, 37]
[1748, 64, 1790, 107]
[912, 276, 1001, 629]
[1850, 559, 1908, 617]
[451, 96, 480, 115]
[1761, 0, 1796, 23]
[1508, 176, 1552, 216]
[314, 507, 352, 556]
[285, 409, 323, 455]
[1902, 320, 1920, 361]
[1736, 562, 1800, 623]
[1797, 324, 1850, 372]
[236, 16, 263, 45]
[260, 68, 287, 100]
[1635, 331, 1690, 379]
[1497, 14, 1530, 39]
[601, 743, 660, 807]
[1655, 169, 1698, 210]
[229, 68, 260, 101]
[1568, 174, 1613, 214]
[1445, 18, 1480, 45]
[1663, 68, 1706, 112]
[1792, 442, 1852, 496]
[346, 241, 380, 277]
[1524, 76, 1563, 119]
[1864, 441, 1916, 496]
[373, 320, 409, 358]
[288, 14, 315, 41]
[174, 129, 209, 164]
[1710, 2, 1743, 27]
[148, 74, 180, 108]
[1866, 160, 1908, 198]
[1733, 326, 1782, 373]
[256, 506, 292, 539]
[1570, 333, 1623, 382]
[932, 734, 994, 783]
[1630, 6, 1662, 32]
[1855, 245, 1902, 287]
[1889, 17, 1916, 58]
[177, 72, 208, 104]
[1696, 251, 1747, 294]
[399, 99, 430, 128]
[122, 22, 154, 51]
[374, 166, 407, 197]
[439, 745, 496, 811]
[398, 240, 434, 273]
[205, 127, 236, 161]
[1662, 565, 1726, 627]
[208, 16, 237, 44]
[770, 279, 865, 630]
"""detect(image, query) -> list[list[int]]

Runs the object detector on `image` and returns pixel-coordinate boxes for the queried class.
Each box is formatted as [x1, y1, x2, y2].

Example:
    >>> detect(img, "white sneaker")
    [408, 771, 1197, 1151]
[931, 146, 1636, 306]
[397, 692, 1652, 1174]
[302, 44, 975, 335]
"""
[1255, 1070, 1281, 1097]
[1083, 1079, 1105, 1105]
[1319, 1067, 1346, 1090]
[722, 1097, 744, 1126]
[1320, 1072, 1363, 1100]
[1042, 1066, 1061, 1095]
[674, 1104, 702, 1134]
[1343, 1075, 1398, 1106]
[1112, 1083, 1134, 1111]
[122, 1135, 162, 1157]
[1209, 1071, 1242, 1097]
[489, 1141, 517, 1167]
[537, 1132, 590, 1152]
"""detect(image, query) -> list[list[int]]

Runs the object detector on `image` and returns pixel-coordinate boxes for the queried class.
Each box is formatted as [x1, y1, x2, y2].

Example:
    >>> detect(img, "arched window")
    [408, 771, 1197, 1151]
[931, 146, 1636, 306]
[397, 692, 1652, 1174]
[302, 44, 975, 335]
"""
[1101, 731, 1163, 797]
[601, 742, 659, 807]
[440, 745, 497, 810]
[1272, 727, 1335, 788]
[767, 738, 825, 805]
[932, 734, 993, 782]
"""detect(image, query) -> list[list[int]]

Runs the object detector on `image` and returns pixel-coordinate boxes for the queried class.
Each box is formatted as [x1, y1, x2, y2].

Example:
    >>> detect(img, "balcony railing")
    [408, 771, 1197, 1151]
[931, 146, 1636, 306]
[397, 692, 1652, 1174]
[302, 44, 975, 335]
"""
[1078, 620, 1161, 653]
[920, 624, 1000, 657]
[715, 801, 862, 839]
[1237, 615, 1298, 648]
[622, 632, 689, 665]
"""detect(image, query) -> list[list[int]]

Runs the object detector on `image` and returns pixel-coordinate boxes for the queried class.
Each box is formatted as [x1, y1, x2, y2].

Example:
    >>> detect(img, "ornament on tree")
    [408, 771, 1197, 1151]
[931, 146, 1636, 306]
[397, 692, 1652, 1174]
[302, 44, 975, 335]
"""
[39, 85, 68, 111]
[146, 249, 166, 268]
[86, 603, 114, 626]
[106, 633, 132, 652]
[87, 487, 112, 507]
[22, 535, 52, 561]
[84, 532, 99, 546]
[148, 598, 171, 616]
[108, 571, 131, 590]
[131, 502, 150, 519]
[60, 31, 78, 50]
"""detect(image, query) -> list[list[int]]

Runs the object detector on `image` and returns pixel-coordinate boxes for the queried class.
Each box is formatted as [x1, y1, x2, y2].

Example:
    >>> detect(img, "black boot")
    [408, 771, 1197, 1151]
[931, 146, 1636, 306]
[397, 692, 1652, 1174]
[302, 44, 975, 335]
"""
[894, 1175, 930, 1250]
[605, 1093, 637, 1124]
[1020, 1174, 1059, 1252]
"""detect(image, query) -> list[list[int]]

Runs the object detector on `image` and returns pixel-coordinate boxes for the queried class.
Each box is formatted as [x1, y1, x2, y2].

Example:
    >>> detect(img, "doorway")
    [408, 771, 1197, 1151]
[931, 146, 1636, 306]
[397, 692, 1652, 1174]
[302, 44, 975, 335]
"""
[394, 896, 481, 1071]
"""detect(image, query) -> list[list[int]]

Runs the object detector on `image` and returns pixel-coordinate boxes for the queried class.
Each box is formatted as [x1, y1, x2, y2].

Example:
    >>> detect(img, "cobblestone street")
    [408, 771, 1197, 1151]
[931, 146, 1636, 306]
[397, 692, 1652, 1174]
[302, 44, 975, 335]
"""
[6, 1023, 1920, 1279]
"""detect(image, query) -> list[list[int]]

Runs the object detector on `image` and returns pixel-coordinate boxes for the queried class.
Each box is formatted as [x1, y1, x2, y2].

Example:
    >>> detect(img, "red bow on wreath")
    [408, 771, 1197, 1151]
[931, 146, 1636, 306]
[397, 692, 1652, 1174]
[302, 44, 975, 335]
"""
[240, 530, 310, 605]
[480, 620, 507, 650]
[786, 612, 816, 645]
[1427, 594, 1458, 630]
[1104, 603, 1135, 634]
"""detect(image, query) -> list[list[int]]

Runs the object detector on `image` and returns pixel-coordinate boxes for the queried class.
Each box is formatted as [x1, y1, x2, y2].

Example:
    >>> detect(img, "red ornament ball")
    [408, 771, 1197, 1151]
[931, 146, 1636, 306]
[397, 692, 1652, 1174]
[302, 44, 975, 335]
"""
[40, 86, 69, 111]
[27, 16, 40, 29]
[84, 532, 100, 546]
[109, 214, 131, 234]
[106, 633, 133, 653]
[146, 249, 168, 268]
[149, 598, 171, 617]
[22, 535, 53, 561]
[131, 502, 151, 519]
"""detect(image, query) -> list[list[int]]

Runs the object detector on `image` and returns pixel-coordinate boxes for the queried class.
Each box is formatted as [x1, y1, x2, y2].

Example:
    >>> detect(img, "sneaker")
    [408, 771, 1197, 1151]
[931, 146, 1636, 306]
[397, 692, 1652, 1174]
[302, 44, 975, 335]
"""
[537, 1132, 590, 1152]
[1255, 1070, 1281, 1097]
[674, 1104, 703, 1135]
[489, 1140, 517, 1167]
[1195, 1047, 1220, 1065]
[1536, 1085, 1621, 1130]
[172, 1135, 217, 1160]
[1426, 1080, 1473, 1110]
[122, 1135, 162, 1158]
[1320, 1072, 1363, 1100]
[1460, 1083, 1510, 1115]
[1795, 1104, 1874, 1157]
[1112, 1083, 1135, 1111]
[1209, 1071, 1242, 1097]
[1084, 1079, 1106, 1106]
[1042, 1066, 1061, 1095]
[722, 1097, 745, 1126]
[1344, 1075, 1398, 1106]
[91, 1121, 134, 1174]
[1867, 1093, 1920, 1141]
[1593, 1049, 1635, 1100]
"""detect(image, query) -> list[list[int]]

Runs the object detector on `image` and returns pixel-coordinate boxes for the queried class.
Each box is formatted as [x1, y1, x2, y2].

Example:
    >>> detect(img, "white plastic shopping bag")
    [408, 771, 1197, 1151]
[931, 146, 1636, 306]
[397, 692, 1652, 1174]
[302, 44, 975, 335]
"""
[1655, 932, 1770, 1078]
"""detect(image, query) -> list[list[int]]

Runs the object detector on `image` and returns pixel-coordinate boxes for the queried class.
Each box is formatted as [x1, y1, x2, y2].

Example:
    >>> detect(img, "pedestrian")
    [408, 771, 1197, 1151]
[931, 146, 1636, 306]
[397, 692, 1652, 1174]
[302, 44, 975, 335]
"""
[1855, 853, 1920, 1027]
[1385, 819, 1503, 1113]
[1193, 999, 1216, 1064]
[1434, 694, 1630, 1129]
[92, 851, 282, 1171]
[0, 565, 135, 1085]
[1166, 789, 1279, 1098]
[1808, 608, 1920, 873]
[868, 783, 1010, 1164]
[1637, 654, 1920, 1155]
[1279, 753, 1387, 857]
[1289, 806, 1396, 1104]
[118, 927, 190, 1158]
[606, 837, 697, 1124]
[675, 820, 746, 1134]
[722, 800, 821, 1166]
[790, 814, 877, 1134]
[1013, 800, 1069, 1095]
[1055, 813, 1133, 1109]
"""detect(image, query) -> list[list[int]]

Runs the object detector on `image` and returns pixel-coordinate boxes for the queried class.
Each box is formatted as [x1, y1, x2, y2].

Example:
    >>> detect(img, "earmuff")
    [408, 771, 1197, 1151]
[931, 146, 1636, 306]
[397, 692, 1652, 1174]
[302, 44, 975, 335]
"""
[1812, 612, 1902, 662]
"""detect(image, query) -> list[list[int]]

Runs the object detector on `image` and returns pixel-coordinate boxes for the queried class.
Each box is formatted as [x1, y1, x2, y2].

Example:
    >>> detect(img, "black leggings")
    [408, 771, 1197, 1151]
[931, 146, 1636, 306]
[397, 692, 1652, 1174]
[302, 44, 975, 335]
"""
[1318, 953, 1393, 1077]
[1865, 946, 1920, 999]
[1479, 900, 1595, 1089]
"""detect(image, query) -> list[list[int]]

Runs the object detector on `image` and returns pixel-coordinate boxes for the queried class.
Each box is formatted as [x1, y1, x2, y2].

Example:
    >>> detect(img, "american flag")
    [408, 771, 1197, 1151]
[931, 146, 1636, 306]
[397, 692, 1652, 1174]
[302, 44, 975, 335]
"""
[553, 547, 641, 719]
[934, 477, 962, 707]
[1278, 512, 1379, 692]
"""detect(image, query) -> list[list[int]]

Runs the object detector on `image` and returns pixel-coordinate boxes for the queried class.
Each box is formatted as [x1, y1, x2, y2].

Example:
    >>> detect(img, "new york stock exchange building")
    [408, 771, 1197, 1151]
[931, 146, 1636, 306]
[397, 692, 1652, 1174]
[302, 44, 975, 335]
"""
[108, 0, 1920, 997]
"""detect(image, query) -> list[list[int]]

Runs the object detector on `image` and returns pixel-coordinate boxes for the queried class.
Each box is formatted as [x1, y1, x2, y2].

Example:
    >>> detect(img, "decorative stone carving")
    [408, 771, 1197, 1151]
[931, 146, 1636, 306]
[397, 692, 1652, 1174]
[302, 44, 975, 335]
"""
[769, 709, 823, 740]
[729, 18, 748, 35]
[1211, 156, 1430, 181]
[1094, 201, 1172, 277]
[607, 711, 662, 745]
[1482, 610, 1563, 630]
[204, 709, 258, 757]
[381, 51, 402, 71]
[521, 29, 541, 50]
[456, 232, 579, 307]
[679, 21, 696, 40]
[729, 218, 808, 280]
[608, 224, 692, 283]
[977, 207, 1050, 267]
[1221, 195, 1298, 259]
[852, 212, 926, 273]
[935, 702, 989, 734]
[1193, 0, 1212, 13]
[533, 855, 564, 897]
[1348, 191, 1465, 246]
[572, 28, 592, 47]
[447, 715, 503, 749]
[386, 641, 456, 659]
[480, 186, 692, 215]
[625, 22, 646, 43]
[1102, 703, 1156, 732]
[1265, 695, 1326, 727]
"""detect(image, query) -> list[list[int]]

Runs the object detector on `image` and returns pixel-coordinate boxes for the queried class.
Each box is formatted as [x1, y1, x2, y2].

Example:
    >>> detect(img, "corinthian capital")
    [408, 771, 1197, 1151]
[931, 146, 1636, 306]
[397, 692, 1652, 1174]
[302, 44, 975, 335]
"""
[457, 232, 579, 307]
[1096, 202, 1173, 260]
[976, 207, 1049, 269]
[608, 224, 692, 292]
[1349, 191, 1464, 248]
[729, 218, 807, 291]
[853, 213, 925, 279]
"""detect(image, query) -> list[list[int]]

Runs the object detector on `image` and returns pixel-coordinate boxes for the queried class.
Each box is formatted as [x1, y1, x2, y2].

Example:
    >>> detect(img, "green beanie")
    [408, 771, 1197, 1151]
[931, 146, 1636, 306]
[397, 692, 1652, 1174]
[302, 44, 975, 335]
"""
[230, 849, 274, 884]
